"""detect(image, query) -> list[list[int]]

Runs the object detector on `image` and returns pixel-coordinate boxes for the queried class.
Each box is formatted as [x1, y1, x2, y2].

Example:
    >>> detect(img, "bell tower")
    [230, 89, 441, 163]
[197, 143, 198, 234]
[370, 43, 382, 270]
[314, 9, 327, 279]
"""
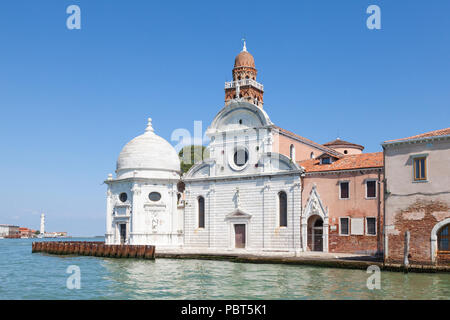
[225, 40, 264, 108]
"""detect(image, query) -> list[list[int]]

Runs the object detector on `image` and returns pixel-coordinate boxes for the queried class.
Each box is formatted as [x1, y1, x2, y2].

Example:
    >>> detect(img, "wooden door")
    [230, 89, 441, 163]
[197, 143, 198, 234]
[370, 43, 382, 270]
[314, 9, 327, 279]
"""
[234, 224, 246, 248]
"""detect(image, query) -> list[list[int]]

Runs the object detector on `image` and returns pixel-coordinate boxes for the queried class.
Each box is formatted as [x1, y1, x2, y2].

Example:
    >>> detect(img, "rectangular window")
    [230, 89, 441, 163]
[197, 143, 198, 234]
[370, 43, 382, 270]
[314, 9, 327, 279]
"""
[340, 182, 349, 199]
[413, 157, 427, 181]
[366, 217, 376, 235]
[340, 217, 349, 235]
[366, 180, 376, 198]
[279, 192, 288, 227]
[321, 157, 331, 164]
[198, 196, 205, 228]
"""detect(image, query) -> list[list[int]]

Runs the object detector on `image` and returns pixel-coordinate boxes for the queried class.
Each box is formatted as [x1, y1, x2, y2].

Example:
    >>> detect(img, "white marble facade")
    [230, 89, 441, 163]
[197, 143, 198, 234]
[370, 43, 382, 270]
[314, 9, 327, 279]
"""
[105, 101, 305, 253]
[183, 100, 303, 253]
[105, 118, 182, 247]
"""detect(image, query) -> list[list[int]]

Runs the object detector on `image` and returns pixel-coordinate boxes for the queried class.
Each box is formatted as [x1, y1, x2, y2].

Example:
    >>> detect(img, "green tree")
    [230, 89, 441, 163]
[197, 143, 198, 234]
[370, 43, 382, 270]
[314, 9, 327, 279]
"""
[179, 145, 209, 174]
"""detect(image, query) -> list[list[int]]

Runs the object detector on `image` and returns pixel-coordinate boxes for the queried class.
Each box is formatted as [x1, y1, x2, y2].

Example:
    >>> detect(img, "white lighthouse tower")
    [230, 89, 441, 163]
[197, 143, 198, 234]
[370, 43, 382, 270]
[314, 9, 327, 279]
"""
[40, 213, 45, 236]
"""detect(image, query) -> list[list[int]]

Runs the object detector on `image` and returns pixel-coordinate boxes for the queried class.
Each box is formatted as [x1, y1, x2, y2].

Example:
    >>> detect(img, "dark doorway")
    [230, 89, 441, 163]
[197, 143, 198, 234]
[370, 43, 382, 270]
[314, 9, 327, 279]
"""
[234, 224, 246, 248]
[119, 224, 127, 244]
[307, 216, 323, 252]
[313, 219, 323, 252]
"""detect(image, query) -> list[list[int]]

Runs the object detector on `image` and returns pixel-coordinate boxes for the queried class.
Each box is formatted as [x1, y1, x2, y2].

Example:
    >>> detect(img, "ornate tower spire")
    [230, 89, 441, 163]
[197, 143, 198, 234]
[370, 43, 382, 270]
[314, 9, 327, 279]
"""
[224, 40, 264, 108]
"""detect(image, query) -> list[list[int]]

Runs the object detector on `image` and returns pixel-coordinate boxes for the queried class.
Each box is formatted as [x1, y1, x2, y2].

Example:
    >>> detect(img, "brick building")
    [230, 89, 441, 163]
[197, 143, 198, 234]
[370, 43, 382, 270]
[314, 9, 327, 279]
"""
[299, 151, 384, 255]
[383, 128, 450, 265]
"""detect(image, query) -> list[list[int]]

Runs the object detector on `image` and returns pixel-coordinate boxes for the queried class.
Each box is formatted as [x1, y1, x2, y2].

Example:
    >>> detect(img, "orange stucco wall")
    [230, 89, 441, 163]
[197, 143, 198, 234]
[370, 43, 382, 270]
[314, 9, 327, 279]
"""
[302, 169, 384, 254]
[273, 131, 327, 162]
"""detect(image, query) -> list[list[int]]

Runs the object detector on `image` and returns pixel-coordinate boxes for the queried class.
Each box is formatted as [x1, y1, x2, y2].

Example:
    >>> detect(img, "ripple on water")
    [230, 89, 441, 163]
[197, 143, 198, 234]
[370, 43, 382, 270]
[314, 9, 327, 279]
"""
[0, 239, 449, 299]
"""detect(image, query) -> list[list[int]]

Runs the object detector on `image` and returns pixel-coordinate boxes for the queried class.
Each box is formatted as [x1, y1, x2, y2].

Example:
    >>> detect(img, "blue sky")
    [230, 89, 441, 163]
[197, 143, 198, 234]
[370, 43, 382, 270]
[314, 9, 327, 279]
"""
[0, 0, 449, 236]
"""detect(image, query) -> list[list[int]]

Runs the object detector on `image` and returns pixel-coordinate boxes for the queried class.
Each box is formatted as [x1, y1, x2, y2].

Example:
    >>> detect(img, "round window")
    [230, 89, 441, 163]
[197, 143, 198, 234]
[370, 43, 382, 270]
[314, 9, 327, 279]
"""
[149, 192, 161, 202]
[233, 148, 249, 167]
[119, 192, 128, 202]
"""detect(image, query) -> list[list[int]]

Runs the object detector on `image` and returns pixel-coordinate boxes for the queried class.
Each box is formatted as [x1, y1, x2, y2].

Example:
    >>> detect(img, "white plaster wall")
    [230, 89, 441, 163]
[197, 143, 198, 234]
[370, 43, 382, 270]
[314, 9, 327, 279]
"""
[105, 179, 182, 247]
[184, 175, 302, 252]
[384, 138, 450, 226]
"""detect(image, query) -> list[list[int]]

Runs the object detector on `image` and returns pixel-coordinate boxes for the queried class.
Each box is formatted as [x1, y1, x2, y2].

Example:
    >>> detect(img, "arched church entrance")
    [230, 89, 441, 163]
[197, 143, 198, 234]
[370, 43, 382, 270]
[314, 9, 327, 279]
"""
[307, 215, 323, 252]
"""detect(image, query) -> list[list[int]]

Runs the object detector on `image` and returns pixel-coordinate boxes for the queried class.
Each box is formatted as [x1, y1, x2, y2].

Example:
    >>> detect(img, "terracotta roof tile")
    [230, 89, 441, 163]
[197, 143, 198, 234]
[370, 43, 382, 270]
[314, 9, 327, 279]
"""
[385, 128, 450, 143]
[298, 152, 383, 173]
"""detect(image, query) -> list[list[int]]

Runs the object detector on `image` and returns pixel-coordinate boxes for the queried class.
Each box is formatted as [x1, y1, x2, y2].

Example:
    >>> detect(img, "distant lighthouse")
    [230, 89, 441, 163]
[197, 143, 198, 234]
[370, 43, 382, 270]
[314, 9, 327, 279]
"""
[40, 213, 45, 235]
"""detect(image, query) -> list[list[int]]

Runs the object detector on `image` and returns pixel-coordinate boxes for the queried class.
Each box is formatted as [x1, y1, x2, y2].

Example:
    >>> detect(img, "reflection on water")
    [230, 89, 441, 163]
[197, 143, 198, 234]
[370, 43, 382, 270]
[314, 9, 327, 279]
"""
[0, 238, 449, 300]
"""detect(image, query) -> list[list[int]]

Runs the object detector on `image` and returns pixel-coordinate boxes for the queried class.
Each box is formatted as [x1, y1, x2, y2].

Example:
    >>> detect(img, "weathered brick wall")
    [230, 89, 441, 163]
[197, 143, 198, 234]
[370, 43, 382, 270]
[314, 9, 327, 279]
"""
[386, 199, 449, 264]
[329, 232, 379, 255]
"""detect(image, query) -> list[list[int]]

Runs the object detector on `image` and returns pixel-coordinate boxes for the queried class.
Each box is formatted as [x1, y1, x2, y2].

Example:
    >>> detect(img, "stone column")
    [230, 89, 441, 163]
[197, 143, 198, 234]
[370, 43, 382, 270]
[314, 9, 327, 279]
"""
[323, 213, 329, 253]
[292, 181, 302, 254]
[130, 182, 140, 245]
[106, 186, 113, 244]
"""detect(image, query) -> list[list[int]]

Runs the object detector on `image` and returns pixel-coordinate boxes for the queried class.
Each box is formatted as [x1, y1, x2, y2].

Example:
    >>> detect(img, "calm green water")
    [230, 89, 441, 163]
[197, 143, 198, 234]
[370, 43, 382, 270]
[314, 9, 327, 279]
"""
[0, 238, 449, 300]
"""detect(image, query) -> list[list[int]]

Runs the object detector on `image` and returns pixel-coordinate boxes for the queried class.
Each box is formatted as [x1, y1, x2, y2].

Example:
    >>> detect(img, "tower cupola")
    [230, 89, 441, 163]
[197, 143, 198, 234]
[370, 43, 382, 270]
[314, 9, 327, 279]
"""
[225, 40, 264, 108]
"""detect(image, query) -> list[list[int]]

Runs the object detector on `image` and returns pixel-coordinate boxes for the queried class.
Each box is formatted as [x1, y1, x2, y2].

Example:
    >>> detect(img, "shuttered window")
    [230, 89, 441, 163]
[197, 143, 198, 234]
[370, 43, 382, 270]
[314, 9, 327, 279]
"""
[366, 217, 376, 235]
[340, 182, 349, 199]
[413, 157, 427, 181]
[340, 218, 349, 235]
[366, 181, 376, 198]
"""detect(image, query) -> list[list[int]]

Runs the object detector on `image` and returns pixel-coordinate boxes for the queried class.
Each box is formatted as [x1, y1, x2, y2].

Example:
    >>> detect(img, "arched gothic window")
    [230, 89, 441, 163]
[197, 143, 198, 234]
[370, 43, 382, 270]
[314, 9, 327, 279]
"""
[198, 196, 205, 228]
[279, 191, 287, 227]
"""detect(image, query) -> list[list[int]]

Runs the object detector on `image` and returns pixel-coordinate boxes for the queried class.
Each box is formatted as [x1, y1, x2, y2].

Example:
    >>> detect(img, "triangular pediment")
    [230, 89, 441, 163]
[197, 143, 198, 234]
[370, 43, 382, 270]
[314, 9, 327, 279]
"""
[304, 185, 328, 219]
[225, 208, 252, 220]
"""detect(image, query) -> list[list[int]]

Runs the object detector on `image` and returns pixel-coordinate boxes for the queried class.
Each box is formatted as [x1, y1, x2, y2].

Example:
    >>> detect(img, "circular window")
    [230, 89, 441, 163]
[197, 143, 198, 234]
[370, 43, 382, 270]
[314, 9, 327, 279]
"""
[234, 149, 248, 167]
[119, 192, 128, 202]
[344, 150, 348, 154]
[149, 192, 161, 202]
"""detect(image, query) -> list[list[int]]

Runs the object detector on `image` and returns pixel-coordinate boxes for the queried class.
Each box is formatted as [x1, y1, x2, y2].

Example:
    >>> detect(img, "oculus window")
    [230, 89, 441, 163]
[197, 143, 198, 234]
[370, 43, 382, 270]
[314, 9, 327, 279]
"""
[119, 192, 128, 203]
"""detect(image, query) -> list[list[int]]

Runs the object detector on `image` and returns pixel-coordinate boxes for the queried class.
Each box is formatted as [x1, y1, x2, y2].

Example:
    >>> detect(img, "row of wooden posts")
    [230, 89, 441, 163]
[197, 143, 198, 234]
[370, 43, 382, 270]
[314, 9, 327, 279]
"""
[32, 241, 155, 259]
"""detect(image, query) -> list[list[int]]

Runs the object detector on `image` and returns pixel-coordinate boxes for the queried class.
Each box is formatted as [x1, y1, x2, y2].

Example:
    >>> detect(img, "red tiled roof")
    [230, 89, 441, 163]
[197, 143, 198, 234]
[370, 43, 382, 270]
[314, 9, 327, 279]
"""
[298, 152, 383, 173]
[274, 125, 343, 157]
[384, 128, 450, 143]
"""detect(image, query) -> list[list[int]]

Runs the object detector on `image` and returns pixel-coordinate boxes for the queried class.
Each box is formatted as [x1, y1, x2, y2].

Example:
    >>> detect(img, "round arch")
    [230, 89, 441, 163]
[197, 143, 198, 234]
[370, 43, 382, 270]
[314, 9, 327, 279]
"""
[430, 217, 450, 263]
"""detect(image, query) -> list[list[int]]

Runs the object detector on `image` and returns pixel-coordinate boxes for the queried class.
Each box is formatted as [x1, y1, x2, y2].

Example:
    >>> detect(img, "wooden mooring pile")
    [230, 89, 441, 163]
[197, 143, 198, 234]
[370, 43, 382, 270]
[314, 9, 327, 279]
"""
[32, 241, 155, 259]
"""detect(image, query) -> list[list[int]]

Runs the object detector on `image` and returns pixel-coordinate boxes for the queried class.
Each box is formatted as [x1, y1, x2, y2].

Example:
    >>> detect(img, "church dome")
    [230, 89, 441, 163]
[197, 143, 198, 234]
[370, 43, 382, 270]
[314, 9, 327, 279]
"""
[234, 50, 255, 68]
[116, 118, 180, 179]
[323, 138, 364, 155]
